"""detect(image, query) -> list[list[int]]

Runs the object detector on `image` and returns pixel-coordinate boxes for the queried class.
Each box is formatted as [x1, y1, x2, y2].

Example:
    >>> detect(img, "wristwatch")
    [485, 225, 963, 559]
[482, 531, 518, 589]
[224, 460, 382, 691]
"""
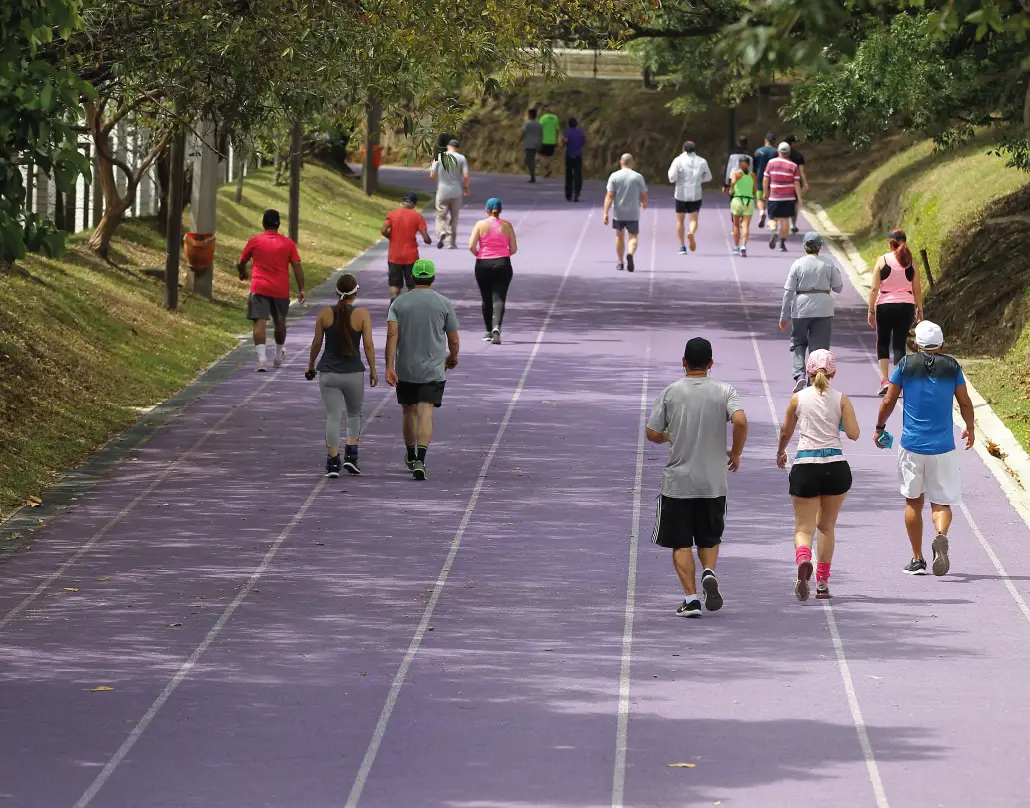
[875, 423, 886, 431]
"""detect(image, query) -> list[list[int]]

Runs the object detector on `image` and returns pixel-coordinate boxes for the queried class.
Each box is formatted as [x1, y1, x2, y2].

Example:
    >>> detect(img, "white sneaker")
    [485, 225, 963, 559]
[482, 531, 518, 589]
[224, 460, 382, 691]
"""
[256, 362, 267, 373]
[273, 349, 286, 368]
[482, 333, 493, 341]
[731, 246, 740, 256]
[792, 377, 807, 393]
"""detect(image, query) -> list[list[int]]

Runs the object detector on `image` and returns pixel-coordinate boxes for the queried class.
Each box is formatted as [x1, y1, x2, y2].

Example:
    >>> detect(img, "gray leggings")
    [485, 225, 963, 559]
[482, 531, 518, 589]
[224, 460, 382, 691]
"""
[319, 371, 364, 447]
[790, 316, 833, 379]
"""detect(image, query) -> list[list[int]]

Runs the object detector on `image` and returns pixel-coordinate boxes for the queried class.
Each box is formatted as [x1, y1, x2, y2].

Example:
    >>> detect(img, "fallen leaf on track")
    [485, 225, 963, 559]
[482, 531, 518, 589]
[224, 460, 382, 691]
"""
[63, 588, 79, 592]
[167, 623, 183, 628]
[667, 763, 696, 768]
[27, 496, 42, 507]
[91, 686, 113, 692]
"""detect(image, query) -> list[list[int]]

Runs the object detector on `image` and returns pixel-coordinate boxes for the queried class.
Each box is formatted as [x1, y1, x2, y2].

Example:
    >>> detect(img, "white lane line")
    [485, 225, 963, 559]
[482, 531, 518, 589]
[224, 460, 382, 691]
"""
[722, 225, 890, 808]
[344, 209, 596, 808]
[612, 210, 657, 808]
[0, 355, 302, 632]
[70, 391, 394, 808]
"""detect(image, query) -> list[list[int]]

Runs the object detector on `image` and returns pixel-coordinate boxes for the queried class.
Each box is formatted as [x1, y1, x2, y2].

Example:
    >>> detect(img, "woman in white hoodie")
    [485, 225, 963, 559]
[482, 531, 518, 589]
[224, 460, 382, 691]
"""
[667, 140, 712, 255]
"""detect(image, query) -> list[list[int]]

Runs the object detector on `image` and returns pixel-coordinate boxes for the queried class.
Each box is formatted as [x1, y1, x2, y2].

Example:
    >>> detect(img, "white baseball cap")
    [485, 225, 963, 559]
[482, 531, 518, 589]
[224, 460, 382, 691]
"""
[915, 320, 944, 349]
[777, 141, 791, 154]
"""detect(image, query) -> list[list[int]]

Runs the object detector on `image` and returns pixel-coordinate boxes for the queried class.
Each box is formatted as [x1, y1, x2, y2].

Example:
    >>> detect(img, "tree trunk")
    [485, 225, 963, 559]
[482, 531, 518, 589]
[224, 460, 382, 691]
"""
[87, 199, 133, 257]
[155, 145, 170, 234]
[234, 151, 246, 204]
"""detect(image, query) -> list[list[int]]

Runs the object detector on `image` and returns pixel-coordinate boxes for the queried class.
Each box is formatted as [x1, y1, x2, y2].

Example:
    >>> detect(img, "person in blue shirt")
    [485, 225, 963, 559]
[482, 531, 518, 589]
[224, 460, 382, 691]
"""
[752, 132, 779, 229]
[875, 320, 975, 577]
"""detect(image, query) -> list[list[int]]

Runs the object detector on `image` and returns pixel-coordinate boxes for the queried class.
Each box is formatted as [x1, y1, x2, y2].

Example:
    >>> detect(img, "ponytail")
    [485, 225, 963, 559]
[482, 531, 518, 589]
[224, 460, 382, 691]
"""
[889, 228, 913, 269]
[334, 274, 359, 357]
[812, 368, 830, 393]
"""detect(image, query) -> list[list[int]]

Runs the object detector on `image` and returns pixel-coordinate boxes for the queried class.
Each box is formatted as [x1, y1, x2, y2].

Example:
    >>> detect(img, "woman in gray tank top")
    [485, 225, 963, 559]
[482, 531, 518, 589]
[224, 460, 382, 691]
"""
[305, 274, 378, 476]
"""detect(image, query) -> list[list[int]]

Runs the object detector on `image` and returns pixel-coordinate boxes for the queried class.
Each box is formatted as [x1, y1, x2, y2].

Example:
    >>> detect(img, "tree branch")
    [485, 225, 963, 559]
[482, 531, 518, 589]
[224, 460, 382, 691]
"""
[627, 23, 723, 39]
[100, 90, 167, 137]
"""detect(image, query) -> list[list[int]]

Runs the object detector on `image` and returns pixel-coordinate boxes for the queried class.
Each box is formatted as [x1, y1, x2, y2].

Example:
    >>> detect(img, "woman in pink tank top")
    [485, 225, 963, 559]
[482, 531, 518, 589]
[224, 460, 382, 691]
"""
[866, 228, 923, 396]
[468, 197, 518, 345]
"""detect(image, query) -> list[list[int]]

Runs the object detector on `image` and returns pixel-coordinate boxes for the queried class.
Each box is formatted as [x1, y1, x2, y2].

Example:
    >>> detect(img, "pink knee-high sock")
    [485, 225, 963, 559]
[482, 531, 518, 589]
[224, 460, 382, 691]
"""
[795, 546, 812, 566]
[816, 561, 831, 581]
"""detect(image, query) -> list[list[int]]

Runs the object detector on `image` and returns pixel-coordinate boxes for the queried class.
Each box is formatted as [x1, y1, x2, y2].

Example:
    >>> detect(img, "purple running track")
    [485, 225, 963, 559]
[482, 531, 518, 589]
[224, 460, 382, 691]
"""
[1, 167, 1030, 808]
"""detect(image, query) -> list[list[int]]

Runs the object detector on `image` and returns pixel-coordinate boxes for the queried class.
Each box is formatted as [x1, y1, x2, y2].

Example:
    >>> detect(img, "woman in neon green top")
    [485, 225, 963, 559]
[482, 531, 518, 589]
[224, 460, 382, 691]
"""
[729, 156, 756, 257]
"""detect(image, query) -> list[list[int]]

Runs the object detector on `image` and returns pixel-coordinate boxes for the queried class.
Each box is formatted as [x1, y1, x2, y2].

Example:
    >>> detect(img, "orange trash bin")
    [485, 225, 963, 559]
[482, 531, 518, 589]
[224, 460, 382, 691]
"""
[184, 233, 216, 271]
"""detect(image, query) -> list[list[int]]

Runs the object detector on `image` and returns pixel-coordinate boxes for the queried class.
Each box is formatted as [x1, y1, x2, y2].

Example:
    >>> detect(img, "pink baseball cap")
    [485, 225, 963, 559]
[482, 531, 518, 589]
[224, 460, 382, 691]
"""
[807, 349, 836, 377]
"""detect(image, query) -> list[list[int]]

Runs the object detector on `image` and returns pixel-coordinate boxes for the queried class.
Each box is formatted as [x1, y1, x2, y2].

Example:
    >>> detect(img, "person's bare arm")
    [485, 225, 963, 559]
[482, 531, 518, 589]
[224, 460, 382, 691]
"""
[380, 219, 391, 238]
[463, 168, 470, 196]
[955, 384, 975, 449]
[799, 164, 809, 193]
[728, 409, 748, 471]
[445, 330, 459, 369]
[361, 310, 378, 386]
[875, 383, 901, 446]
[867, 257, 883, 328]
[912, 265, 924, 321]
[793, 178, 803, 205]
[291, 260, 306, 303]
[237, 258, 250, 280]
[776, 396, 799, 467]
[420, 224, 431, 244]
[603, 191, 614, 224]
[385, 321, 400, 386]
[468, 221, 481, 257]
[646, 427, 670, 444]
[506, 222, 518, 256]
[307, 310, 326, 372]
[640, 192, 649, 210]
[840, 394, 861, 441]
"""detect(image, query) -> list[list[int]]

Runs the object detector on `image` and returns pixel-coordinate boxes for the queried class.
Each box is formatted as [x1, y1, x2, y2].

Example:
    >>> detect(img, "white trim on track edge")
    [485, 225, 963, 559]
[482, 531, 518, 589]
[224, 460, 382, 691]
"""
[722, 226, 890, 808]
[344, 209, 596, 808]
[612, 208, 657, 808]
[71, 391, 394, 808]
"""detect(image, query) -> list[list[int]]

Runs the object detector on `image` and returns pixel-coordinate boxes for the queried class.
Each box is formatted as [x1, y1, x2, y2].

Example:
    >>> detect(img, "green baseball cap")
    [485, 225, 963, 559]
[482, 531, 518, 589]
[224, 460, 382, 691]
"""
[412, 258, 436, 280]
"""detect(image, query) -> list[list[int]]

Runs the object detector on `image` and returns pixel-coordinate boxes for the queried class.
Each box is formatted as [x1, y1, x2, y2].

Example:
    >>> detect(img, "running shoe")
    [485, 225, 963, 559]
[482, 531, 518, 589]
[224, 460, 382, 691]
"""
[769, 233, 778, 249]
[274, 348, 286, 368]
[903, 558, 928, 575]
[482, 333, 493, 341]
[676, 598, 702, 618]
[574, 195, 580, 202]
[795, 560, 813, 601]
[815, 580, 831, 599]
[732, 245, 740, 256]
[740, 245, 747, 258]
[878, 379, 890, 397]
[792, 376, 808, 394]
[447, 243, 457, 250]
[437, 234, 445, 249]
[932, 534, 950, 576]
[626, 254, 635, 273]
[678, 246, 688, 256]
[490, 328, 501, 345]
[758, 213, 766, 229]
[616, 263, 625, 271]
[256, 361, 267, 373]
[325, 455, 341, 478]
[780, 240, 788, 252]
[342, 454, 361, 476]
[688, 233, 697, 252]
[701, 572, 724, 611]
[791, 223, 799, 234]
[412, 459, 427, 481]
[404, 451, 416, 472]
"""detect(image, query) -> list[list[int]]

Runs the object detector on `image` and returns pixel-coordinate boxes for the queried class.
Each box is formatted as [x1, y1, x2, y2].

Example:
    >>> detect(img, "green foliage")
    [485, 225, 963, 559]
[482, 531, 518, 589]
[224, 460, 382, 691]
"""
[0, 0, 94, 261]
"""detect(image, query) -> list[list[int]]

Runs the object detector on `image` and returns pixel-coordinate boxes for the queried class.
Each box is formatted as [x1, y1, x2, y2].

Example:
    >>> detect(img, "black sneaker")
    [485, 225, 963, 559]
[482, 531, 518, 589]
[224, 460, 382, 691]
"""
[795, 560, 813, 601]
[437, 234, 445, 249]
[758, 213, 766, 229]
[412, 459, 427, 481]
[616, 263, 625, 271]
[325, 455, 341, 478]
[676, 598, 702, 618]
[626, 254, 635, 273]
[405, 450, 416, 472]
[574, 195, 580, 202]
[342, 454, 361, 475]
[790, 224, 799, 234]
[701, 572, 724, 612]
[903, 558, 928, 575]
[932, 534, 950, 576]
[769, 233, 778, 249]
[815, 580, 831, 599]
[780, 240, 788, 252]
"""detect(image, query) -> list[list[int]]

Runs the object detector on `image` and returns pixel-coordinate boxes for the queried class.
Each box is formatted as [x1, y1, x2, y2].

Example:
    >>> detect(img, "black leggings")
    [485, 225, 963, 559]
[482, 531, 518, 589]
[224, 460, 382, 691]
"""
[475, 258, 514, 332]
[876, 302, 915, 364]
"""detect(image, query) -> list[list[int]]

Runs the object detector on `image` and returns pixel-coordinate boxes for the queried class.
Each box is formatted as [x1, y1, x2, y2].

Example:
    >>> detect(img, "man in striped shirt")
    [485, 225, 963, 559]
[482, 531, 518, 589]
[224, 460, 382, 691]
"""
[762, 142, 803, 252]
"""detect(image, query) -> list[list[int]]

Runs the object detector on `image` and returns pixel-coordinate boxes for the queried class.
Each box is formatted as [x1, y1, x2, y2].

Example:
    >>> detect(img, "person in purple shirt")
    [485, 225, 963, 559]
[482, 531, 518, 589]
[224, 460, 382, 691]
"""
[562, 118, 587, 202]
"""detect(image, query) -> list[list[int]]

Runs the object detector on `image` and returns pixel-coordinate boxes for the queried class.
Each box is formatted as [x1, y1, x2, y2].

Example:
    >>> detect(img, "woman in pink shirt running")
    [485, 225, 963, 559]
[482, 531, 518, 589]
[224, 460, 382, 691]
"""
[468, 197, 518, 345]
[867, 229, 924, 396]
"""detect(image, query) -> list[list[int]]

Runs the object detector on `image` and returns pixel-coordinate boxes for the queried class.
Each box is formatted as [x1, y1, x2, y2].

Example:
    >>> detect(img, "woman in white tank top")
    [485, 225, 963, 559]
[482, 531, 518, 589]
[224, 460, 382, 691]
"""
[775, 350, 860, 600]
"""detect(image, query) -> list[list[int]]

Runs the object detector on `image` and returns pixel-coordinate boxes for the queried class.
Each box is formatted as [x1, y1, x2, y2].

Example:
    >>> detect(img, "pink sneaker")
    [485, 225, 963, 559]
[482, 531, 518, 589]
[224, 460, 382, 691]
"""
[877, 379, 890, 397]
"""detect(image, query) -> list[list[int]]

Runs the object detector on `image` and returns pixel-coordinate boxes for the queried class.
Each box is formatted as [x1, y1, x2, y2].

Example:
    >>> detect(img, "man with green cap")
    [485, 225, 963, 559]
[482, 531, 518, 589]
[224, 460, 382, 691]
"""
[386, 258, 460, 480]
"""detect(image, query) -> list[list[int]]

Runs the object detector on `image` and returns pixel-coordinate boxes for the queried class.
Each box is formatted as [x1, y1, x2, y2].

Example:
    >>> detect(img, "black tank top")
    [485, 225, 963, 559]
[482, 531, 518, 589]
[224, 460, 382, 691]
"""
[316, 307, 365, 373]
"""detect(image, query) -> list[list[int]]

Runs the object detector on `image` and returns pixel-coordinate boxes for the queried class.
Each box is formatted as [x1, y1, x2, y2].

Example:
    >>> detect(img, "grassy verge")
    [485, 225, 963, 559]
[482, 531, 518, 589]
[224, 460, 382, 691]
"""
[0, 163, 401, 519]
[817, 136, 1030, 447]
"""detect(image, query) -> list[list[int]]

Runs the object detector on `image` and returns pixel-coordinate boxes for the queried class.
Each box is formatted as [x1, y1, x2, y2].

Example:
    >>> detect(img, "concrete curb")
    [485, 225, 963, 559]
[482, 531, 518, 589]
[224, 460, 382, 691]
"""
[805, 201, 1030, 523]
[0, 235, 391, 558]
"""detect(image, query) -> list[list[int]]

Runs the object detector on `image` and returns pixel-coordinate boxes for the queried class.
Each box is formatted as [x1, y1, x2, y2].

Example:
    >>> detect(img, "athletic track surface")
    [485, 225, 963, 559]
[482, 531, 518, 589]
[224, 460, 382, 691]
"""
[2, 168, 1030, 808]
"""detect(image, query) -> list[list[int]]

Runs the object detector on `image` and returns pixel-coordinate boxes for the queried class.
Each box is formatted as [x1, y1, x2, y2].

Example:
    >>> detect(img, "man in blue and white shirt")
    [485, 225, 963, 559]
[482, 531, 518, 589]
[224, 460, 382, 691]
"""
[875, 321, 975, 577]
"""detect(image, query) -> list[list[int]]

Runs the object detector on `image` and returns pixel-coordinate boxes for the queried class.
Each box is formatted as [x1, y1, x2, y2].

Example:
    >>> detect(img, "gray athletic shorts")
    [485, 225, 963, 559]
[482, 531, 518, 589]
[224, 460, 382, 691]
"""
[613, 219, 640, 235]
[247, 294, 290, 322]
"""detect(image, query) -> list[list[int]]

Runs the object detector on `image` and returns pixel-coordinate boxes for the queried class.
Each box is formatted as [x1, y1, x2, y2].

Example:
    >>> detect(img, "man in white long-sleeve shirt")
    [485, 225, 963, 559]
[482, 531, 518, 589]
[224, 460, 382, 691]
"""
[667, 141, 712, 255]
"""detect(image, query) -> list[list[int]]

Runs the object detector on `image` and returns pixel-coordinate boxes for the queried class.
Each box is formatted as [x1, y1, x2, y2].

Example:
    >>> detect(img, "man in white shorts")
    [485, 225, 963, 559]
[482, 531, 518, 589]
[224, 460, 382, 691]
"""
[875, 321, 975, 576]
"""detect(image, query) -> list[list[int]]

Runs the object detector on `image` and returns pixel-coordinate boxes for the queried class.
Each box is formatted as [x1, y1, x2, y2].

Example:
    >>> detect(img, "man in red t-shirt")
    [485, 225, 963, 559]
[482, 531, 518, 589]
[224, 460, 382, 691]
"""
[237, 209, 306, 372]
[381, 192, 430, 305]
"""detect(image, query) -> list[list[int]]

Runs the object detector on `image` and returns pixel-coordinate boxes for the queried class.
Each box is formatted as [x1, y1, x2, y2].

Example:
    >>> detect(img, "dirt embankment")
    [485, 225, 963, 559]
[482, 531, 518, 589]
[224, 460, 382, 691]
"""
[927, 184, 1030, 355]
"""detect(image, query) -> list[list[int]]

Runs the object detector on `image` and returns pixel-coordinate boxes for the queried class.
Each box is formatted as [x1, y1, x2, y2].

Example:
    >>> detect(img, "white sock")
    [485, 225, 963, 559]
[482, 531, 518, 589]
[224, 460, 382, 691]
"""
[274, 344, 284, 360]
[684, 594, 700, 603]
[256, 344, 267, 363]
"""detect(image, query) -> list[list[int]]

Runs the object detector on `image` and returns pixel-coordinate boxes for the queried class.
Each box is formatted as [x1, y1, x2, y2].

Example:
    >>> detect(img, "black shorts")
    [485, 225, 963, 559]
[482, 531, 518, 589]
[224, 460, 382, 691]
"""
[651, 495, 726, 550]
[247, 294, 290, 322]
[388, 262, 415, 290]
[788, 461, 852, 498]
[612, 219, 640, 235]
[675, 199, 703, 214]
[766, 200, 797, 220]
[396, 380, 446, 408]
[539, 143, 556, 157]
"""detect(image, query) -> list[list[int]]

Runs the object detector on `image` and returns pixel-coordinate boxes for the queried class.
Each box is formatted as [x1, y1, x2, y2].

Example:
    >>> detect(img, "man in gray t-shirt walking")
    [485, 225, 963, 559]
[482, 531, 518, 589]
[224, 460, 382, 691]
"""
[603, 153, 648, 273]
[521, 108, 543, 183]
[386, 259, 459, 480]
[646, 337, 748, 618]
[430, 139, 470, 249]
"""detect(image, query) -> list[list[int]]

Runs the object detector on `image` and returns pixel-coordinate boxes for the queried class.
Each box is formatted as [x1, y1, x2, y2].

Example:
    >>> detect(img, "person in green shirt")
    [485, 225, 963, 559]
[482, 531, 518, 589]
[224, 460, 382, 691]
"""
[538, 105, 560, 178]
[728, 156, 756, 257]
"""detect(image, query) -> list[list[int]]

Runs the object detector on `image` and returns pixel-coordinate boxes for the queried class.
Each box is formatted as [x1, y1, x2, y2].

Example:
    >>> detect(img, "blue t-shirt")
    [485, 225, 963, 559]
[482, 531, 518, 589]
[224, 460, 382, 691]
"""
[564, 127, 587, 158]
[753, 145, 778, 187]
[890, 353, 966, 455]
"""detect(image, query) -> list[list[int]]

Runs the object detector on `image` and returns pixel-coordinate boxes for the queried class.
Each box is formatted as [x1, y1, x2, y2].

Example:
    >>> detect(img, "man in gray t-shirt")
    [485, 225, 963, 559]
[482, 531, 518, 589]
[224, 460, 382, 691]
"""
[386, 259, 459, 480]
[646, 337, 748, 618]
[603, 153, 649, 273]
[778, 231, 844, 392]
[430, 140, 470, 249]
[521, 109, 543, 183]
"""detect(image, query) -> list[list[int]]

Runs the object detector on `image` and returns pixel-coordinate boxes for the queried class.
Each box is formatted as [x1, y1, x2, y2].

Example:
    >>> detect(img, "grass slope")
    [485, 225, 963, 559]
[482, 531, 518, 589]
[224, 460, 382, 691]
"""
[0, 164, 399, 519]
